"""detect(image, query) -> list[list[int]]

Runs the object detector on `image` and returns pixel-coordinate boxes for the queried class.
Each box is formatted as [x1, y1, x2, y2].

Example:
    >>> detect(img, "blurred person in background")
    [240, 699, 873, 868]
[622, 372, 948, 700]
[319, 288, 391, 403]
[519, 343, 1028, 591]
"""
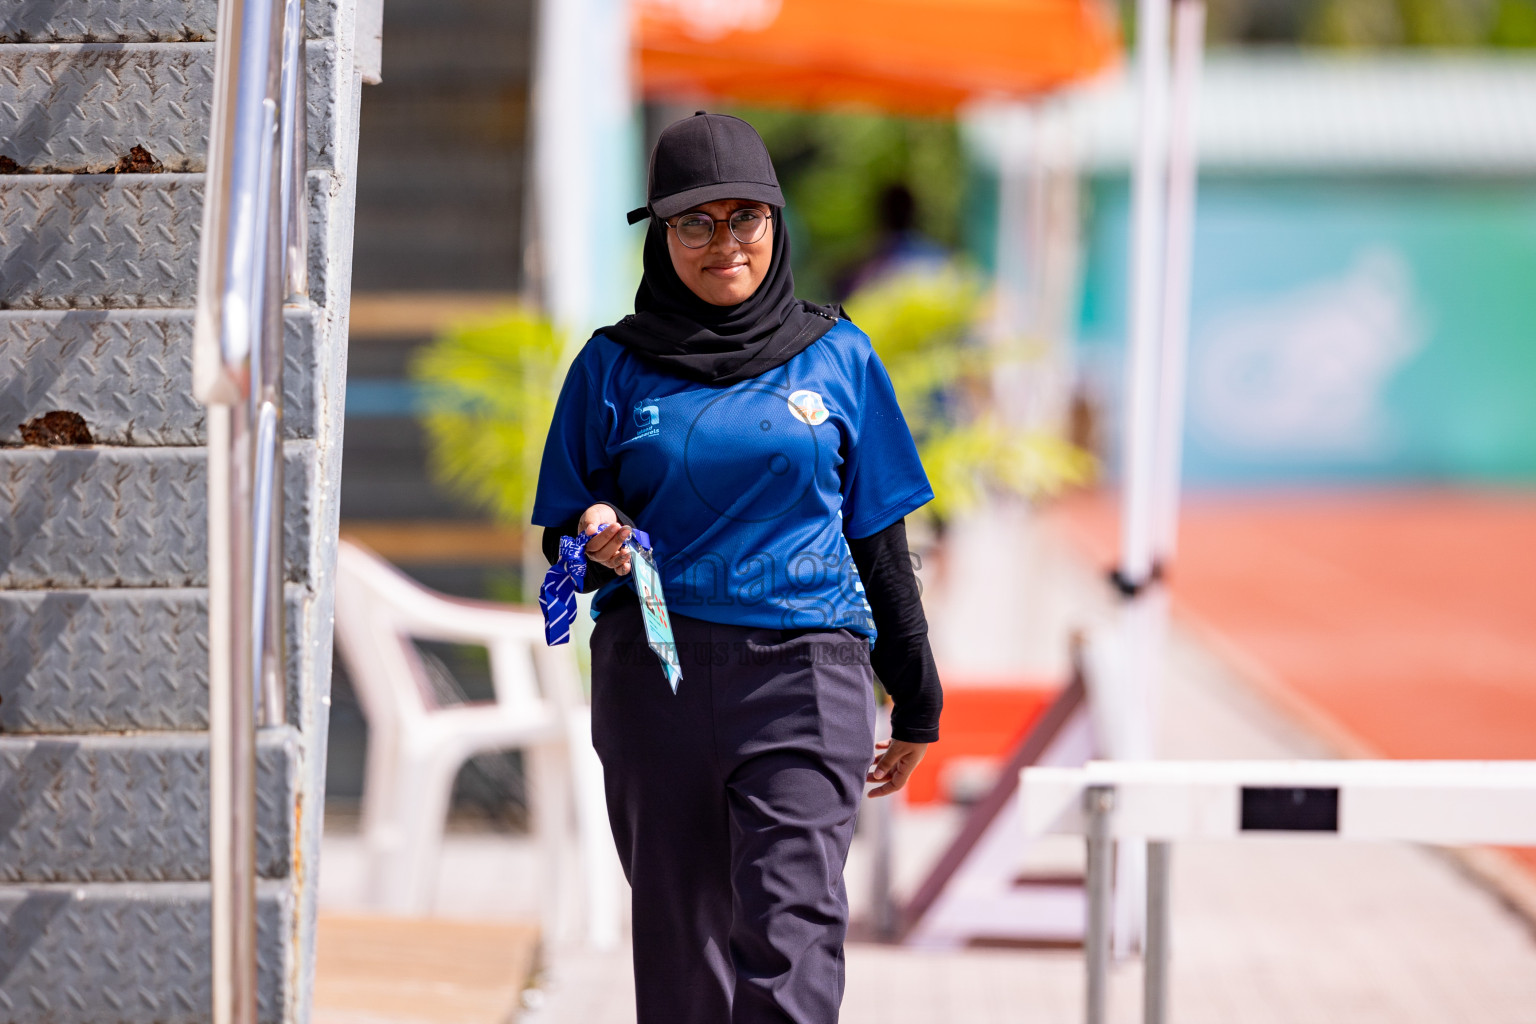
[533, 112, 943, 1024]
[835, 182, 951, 301]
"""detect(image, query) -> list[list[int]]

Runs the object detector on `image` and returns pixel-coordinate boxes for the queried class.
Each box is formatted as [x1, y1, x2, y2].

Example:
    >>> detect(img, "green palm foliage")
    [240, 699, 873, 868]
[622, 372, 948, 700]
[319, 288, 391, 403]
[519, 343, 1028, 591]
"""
[843, 267, 1096, 522]
[409, 305, 570, 528]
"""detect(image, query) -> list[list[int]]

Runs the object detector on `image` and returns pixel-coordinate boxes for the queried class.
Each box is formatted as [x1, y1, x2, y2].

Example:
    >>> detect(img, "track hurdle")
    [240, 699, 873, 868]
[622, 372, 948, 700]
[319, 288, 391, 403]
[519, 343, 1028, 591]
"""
[1020, 760, 1536, 1024]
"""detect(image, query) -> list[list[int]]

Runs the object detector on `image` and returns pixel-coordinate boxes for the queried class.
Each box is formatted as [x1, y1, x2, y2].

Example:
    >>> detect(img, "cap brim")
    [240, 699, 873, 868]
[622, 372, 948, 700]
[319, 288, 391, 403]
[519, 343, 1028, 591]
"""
[650, 181, 785, 221]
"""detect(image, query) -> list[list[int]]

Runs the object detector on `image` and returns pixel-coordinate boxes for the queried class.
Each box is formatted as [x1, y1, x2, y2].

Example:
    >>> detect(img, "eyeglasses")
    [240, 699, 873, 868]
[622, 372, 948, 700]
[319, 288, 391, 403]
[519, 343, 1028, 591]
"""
[666, 207, 771, 249]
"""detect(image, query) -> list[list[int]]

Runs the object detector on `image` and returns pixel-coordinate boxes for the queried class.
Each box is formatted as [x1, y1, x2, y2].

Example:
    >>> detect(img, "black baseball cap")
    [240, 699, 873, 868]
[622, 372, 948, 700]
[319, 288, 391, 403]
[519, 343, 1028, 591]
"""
[626, 111, 785, 225]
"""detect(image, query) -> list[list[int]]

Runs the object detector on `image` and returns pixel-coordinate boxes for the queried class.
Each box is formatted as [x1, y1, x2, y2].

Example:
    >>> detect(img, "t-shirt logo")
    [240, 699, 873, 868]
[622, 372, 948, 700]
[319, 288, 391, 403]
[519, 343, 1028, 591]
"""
[633, 400, 661, 440]
[786, 389, 828, 426]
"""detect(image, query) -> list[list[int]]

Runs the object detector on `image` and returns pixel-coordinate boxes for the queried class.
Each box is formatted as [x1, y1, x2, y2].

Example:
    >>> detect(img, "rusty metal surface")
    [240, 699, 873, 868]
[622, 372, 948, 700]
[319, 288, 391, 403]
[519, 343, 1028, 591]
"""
[0, 174, 199, 308]
[0, 42, 337, 173]
[0, 880, 287, 1023]
[0, 443, 313, 589]
[0, 1, 357, 1019]
[0, 0, 335, 41]
[0, 729, 296, 882]
[0, 173, 330, 310]
[0, 309, 317, 445]
[0, 586, 306, 734]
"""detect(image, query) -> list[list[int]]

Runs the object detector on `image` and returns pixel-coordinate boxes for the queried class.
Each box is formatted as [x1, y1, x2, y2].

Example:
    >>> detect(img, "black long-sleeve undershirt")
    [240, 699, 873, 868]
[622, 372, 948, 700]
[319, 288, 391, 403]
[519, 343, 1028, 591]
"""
[541, 511, 942, 743]
[845, 518, 942, 743]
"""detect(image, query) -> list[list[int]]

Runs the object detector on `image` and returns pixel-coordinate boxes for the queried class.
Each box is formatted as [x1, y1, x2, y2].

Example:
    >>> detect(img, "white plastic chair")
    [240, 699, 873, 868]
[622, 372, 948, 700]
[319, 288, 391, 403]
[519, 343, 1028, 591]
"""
[332, 538, 620, 948]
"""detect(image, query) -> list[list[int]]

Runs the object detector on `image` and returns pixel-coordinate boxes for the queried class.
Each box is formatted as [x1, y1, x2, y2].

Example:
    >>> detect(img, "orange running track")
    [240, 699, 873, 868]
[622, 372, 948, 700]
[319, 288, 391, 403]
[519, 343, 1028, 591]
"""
[1047, 489, 1536, 875]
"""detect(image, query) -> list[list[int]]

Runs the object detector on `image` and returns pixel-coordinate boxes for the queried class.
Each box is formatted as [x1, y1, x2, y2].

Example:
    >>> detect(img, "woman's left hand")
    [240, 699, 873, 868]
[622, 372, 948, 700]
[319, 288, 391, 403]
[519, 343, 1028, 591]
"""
[866, 739, 928, 798]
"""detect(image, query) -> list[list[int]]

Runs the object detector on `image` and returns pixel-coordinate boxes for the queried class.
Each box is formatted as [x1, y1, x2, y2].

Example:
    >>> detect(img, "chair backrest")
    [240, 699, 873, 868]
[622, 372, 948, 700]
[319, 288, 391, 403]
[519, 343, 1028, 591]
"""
[333, 540, 443, 736]
[334, 539, 577, 729]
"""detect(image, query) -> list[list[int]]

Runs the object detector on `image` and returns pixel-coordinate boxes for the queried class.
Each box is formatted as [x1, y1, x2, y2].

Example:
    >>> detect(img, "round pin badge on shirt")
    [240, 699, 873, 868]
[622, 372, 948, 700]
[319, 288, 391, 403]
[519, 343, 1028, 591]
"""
[786, 389, 828, 426]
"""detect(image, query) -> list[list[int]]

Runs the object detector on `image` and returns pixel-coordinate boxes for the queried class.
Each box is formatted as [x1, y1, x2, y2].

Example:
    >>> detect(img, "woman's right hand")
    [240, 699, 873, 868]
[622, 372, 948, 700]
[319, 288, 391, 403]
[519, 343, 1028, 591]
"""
[579, 503, 633, 576]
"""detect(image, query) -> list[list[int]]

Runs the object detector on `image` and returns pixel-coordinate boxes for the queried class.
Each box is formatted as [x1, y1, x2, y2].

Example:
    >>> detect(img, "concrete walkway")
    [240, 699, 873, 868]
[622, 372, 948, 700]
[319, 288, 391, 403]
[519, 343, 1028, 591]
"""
[319, 499, 1536, 1023]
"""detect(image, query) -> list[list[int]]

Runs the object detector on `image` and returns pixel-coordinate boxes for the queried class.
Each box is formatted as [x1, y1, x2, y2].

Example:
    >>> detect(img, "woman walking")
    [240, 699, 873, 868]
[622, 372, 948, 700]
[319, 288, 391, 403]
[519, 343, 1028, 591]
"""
[532, 111, 943, 1024]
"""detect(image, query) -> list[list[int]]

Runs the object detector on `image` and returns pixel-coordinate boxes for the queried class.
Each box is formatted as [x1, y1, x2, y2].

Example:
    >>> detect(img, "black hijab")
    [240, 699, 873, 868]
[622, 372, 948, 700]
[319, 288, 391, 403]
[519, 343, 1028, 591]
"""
[595, 209, 842, 387]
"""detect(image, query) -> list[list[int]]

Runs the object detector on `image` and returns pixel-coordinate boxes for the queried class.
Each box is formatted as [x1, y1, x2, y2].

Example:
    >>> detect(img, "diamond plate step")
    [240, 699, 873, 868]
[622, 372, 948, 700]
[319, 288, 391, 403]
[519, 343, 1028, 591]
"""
[0, 586, 307, 734]
[0, 172, 330, 310]
[0, 443, 313, 589]
[0, 42, 337, 174]
[0, 308, 317, 445]
[0, 0, 336, 42]
[0, 880, 287, 1024]
[0, 729, 296, 883]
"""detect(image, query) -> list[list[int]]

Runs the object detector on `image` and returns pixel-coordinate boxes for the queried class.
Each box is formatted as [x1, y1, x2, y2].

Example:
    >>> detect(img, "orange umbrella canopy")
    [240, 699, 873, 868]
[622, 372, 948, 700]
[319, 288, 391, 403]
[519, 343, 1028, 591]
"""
[634, 0, 1121, 115]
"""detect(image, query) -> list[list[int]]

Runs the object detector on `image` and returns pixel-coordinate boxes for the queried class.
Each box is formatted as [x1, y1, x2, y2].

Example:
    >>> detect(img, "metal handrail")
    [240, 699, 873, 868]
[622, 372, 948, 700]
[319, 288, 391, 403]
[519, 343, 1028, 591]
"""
[193, 0, 306, 1018]
[279, 0, 310, 305]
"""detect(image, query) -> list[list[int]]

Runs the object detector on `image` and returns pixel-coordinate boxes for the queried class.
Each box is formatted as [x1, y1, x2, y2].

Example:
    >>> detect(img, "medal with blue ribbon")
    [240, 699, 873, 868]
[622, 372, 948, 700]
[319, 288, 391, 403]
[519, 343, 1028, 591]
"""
[539, 523, 683, 693]
[538, 532, 590, 647]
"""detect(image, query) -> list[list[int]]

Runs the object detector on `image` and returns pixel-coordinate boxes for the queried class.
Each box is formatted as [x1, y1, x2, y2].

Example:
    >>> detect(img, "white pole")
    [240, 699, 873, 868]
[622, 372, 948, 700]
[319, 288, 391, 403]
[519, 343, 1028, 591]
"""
[531, 0, 635, 342]
[991, 103, 1032, 349]
[531, 0, 593, 337]
[1035, 102, 1084, 427]
[1119, 0, 1172, 591]
[528, 0, 635, 945]
[1152, 0, 1207, 562]
[989, 102, 1041, 431]
[1110, 0, 1173, 959]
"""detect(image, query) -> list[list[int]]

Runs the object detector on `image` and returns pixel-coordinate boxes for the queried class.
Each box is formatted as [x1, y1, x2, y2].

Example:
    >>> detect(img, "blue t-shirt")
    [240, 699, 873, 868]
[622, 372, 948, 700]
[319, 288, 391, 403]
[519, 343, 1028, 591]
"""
[530, 319, 933, 641]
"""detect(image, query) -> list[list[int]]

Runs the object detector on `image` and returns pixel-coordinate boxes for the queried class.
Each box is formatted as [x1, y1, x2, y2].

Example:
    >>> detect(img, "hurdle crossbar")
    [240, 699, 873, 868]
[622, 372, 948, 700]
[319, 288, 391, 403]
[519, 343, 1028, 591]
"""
[1022, 759, 1536, 845]
[1020, 759, 1536, 1024]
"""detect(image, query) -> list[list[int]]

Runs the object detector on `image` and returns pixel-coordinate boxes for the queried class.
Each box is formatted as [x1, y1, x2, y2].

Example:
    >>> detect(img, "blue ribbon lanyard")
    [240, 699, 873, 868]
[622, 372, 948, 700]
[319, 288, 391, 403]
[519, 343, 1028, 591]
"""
[538, 523, 683, 693]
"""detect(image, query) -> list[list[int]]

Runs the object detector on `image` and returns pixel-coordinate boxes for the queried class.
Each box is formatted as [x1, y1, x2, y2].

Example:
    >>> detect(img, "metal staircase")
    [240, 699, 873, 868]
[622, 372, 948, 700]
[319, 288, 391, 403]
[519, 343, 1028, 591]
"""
[0, 1, 370, 1020]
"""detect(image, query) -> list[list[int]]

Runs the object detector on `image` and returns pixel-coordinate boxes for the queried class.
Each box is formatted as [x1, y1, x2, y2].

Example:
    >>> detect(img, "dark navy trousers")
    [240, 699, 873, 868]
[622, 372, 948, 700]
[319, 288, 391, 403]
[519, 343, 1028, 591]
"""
[590, 596, 877, 1024]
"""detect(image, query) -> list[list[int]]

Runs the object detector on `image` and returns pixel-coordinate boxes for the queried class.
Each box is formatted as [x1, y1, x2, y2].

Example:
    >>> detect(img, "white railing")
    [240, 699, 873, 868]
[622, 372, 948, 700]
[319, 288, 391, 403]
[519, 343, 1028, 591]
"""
[192, 0, 307, 1019]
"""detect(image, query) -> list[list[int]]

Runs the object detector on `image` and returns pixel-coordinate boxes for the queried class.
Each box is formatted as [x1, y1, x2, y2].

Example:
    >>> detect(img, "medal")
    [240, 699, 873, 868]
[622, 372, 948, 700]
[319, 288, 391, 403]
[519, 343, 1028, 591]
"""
[539, 522, 682, 693]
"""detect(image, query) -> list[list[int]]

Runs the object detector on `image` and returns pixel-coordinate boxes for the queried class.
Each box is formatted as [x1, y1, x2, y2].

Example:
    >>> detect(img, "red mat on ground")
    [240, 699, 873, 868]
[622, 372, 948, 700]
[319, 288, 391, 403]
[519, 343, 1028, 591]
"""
[1046, 488, 1536, 877]
[903, 685, 1056, 805]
